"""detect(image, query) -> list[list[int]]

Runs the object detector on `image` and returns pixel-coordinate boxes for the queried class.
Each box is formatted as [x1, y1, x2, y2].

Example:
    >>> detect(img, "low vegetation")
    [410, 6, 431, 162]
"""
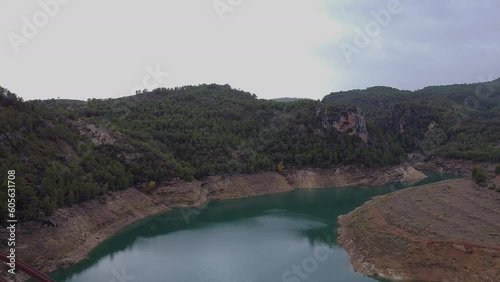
[471, 167, 487, 186]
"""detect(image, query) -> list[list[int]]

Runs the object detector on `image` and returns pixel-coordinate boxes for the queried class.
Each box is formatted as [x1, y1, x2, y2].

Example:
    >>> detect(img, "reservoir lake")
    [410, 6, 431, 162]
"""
[51, 173, 455, 282]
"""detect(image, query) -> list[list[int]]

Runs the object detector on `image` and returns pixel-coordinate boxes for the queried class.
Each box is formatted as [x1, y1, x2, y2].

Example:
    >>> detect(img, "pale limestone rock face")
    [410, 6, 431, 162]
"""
[73, 119, 116, 146]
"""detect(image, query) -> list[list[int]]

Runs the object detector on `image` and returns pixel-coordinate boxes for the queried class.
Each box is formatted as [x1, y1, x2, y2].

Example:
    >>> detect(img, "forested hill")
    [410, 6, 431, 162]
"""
[0, 84, 404, 222]
[271, 97, 310, 103]
[323, 79, 500, 161]
[2, 79, 499, 222]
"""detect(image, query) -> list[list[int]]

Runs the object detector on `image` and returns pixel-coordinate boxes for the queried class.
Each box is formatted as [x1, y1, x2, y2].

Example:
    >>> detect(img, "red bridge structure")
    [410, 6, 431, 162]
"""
[0, 252, 55, 282]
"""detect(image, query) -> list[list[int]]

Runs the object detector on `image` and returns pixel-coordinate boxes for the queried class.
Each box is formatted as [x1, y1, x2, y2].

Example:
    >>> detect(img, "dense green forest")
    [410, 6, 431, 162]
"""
[323, 79, 500, 161]
[1, 78, 499, 222]
[0, 84, 403, 222]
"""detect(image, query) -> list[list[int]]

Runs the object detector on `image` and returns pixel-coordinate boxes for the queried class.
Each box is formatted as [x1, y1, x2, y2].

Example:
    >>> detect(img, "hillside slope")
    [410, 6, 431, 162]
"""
[2, 78, 499, 224]
[323, 79, 500, 161]
[0, 84, 404, 222]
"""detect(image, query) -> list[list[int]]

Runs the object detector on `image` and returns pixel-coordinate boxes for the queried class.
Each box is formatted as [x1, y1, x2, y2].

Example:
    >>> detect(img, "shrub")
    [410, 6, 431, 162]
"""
[277, 161, 286, 172]
[471, 167, 487, 185]
[146, 181, 156, 193]
[495, 165, 500, 175]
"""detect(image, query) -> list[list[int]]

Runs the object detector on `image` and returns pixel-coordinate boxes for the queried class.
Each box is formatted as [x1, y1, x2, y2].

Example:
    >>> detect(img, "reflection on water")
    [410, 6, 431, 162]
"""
[50, 172, 456, 282]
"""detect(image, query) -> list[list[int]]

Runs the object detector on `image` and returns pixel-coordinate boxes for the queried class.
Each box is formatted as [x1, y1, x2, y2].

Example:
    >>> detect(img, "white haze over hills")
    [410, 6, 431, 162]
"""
[1, 0, 499, 101]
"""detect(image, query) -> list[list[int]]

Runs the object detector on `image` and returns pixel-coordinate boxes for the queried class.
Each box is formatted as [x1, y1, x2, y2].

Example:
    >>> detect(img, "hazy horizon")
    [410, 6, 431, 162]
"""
[8, 76, 500, 103]
[2, 0, 499, 101]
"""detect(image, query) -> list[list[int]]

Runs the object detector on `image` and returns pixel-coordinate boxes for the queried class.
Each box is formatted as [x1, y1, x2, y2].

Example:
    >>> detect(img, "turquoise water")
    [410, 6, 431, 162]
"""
[50, 173, 455, 282]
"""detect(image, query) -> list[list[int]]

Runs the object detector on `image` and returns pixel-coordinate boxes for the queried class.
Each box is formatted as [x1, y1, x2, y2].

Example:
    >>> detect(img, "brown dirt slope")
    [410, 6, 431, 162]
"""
[338, 178, 500, 282]
[5, 188, 169, 281]
[287, 164, 426, 188]
[151, 172, 294, 208]
[1, 164, 426, 281]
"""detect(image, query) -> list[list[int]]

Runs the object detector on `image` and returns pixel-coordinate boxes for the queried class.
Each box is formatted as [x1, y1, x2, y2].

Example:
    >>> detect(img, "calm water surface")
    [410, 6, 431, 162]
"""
[51, 173, 455, 282]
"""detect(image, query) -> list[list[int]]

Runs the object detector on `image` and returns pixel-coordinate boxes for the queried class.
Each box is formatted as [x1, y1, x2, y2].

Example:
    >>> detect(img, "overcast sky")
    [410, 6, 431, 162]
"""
[1, 0, 499, 101]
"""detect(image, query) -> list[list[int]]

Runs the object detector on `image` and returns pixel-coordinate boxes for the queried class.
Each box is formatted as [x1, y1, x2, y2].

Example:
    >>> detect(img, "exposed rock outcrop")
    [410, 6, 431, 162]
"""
[286, 164, 426, 188]
[57, 258, 76, 269]
[413, 156, 498, 176]
[72, 119, 139, 162]
[316, 106, 369, 144]
[72, 119, 116, 146]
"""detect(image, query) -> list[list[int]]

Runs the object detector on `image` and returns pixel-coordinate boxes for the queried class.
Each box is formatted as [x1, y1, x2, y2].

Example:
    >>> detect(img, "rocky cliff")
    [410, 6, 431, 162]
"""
[316, 106, 369, 144]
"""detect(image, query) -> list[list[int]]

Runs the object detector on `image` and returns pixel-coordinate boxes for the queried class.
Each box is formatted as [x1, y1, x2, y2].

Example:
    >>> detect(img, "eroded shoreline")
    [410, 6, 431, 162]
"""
[337, 178, 500, 282]
[1, 164, 426, 281]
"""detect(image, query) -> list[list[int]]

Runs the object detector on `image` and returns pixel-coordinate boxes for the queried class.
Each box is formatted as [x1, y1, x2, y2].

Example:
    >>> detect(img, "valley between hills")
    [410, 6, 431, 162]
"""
[1, 79, 499, 281]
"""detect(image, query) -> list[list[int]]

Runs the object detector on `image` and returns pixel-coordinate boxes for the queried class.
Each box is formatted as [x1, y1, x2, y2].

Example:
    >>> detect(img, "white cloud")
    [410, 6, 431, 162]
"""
[0, 0, 341, 100]
[1, 0, 498, 101]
